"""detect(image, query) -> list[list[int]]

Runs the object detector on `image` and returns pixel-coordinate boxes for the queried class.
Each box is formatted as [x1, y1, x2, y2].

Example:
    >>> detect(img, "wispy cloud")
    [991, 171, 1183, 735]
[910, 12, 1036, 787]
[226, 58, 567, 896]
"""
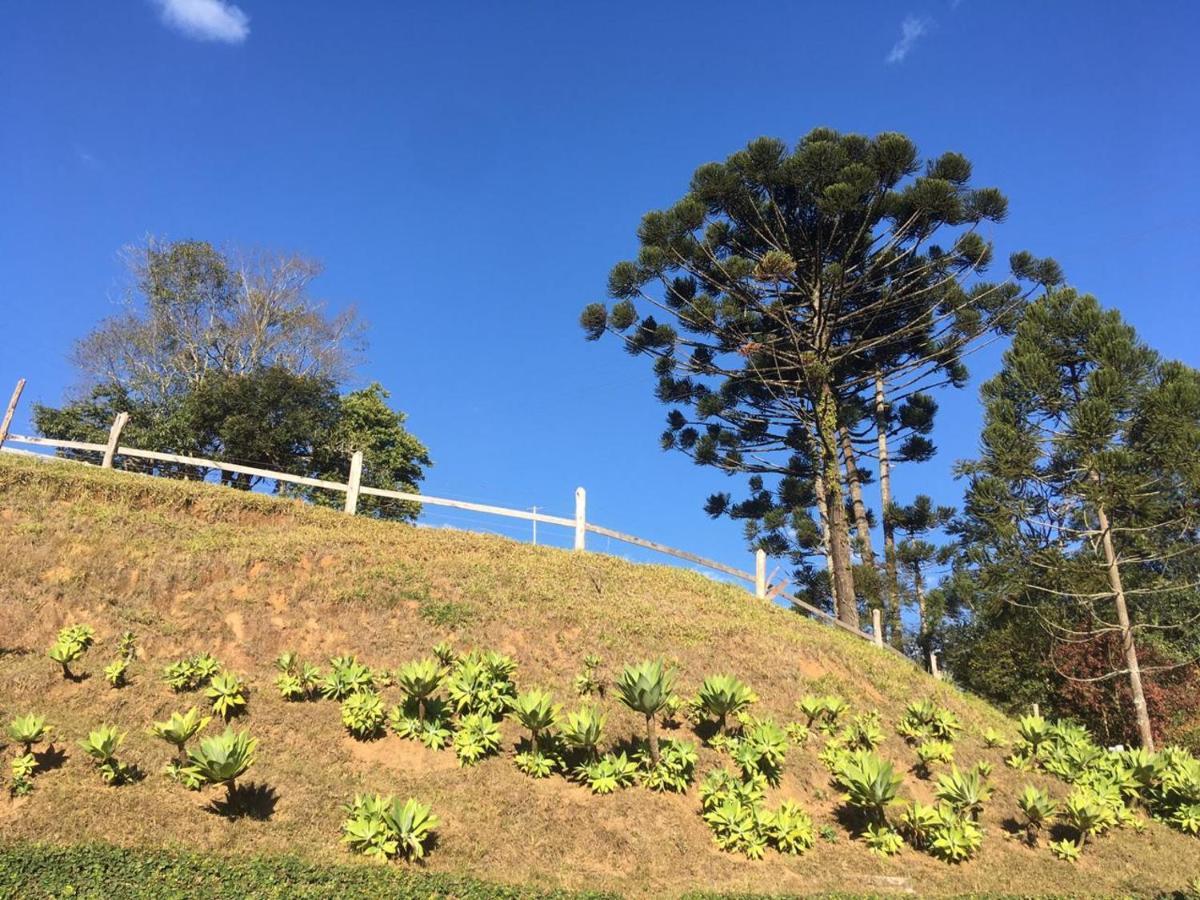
[152, 0, 250, 44]
[885, 14, 932, 64]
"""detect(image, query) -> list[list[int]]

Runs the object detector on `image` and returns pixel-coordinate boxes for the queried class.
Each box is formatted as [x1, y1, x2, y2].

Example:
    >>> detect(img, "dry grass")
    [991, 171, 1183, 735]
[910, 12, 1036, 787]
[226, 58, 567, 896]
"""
[1, 454, 1197, 897]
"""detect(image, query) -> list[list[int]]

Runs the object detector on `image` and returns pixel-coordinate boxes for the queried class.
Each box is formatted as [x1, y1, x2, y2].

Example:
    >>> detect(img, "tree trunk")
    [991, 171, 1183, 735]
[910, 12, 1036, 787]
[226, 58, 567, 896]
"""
[1095, 501, 1155, 751]
[813, 468, 838, 612]
[874, 375, 903, 650]
[646, 714, 660, 766]
[913, 562, 929, 666]
[840, 428, 880, 609]
[816, 384, 858, 627]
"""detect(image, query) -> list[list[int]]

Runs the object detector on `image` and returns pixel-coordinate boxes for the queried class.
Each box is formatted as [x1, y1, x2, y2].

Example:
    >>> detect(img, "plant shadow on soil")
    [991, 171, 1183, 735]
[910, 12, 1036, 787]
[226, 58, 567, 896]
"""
[207, 782, 279, 821]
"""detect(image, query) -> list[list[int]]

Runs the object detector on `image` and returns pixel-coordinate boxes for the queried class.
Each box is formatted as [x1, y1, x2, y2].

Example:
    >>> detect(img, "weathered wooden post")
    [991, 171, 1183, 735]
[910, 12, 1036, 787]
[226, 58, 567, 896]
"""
[344, 450, 364, 515]
[101, 411, 129, 469]
[872, 608, 884, 648]
[1032, 702, 1040, 718]
[755, 549, 766, 599]
[930, 651, 941, 680]
[573, 487, 587, 551]
[0, 378, 26, 450]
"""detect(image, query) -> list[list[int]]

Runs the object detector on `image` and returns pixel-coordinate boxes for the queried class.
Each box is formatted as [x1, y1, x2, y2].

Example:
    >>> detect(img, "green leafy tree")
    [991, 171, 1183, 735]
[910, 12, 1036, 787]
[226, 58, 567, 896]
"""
[299, 384, 432, 522]
[178, 367, 341, 489]
[33, 239, 430, 513]
[581, 128, 1057, 625]
[951, 288, 1200, 750]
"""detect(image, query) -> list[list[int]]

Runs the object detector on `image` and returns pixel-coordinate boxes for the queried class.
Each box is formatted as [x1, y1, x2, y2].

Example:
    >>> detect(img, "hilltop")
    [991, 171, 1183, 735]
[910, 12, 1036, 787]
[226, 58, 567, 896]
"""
[0, 454, 1196, 897]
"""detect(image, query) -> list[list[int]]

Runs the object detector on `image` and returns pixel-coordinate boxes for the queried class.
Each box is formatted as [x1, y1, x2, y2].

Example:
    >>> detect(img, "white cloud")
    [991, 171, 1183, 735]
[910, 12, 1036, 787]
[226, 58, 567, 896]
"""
[152, 0, 250, 44]
[885, 14, 932, 64]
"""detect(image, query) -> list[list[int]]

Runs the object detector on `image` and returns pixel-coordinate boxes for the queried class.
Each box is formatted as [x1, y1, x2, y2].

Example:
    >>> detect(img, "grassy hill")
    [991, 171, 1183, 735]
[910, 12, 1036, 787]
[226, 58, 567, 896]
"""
[1, 453, 1197, 898]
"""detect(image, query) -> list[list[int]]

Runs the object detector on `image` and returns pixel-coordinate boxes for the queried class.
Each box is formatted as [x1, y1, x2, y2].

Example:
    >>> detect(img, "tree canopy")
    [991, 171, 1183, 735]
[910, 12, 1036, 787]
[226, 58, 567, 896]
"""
[35, 239, 430, 521]
[582, 128, 1058, 627]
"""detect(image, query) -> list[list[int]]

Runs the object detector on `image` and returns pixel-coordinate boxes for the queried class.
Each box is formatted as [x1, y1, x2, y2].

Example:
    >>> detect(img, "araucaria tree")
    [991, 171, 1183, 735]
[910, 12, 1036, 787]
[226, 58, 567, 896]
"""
[953, 288, 1200, 749]
[582, 128, 1058, 627]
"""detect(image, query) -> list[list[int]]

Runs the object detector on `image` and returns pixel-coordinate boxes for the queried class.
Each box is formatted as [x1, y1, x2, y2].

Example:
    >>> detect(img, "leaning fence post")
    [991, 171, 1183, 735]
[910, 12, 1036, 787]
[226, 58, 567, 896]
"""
[872, 608, 884, 648]
[0, 378, 26, 450]
[101, 411, 129, 469]
[929, 651, 941, 679]
[344, 450, 364, 515]
[574, 487, 586, 551]
[754, 549, 766, 599]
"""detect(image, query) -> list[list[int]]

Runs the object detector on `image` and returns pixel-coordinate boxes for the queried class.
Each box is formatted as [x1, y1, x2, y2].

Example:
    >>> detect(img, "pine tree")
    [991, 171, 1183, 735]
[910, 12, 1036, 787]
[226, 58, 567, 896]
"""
[954, 288, 1200, 749]
[581, 128, 1057, 626]
[891, 495, 955, 663]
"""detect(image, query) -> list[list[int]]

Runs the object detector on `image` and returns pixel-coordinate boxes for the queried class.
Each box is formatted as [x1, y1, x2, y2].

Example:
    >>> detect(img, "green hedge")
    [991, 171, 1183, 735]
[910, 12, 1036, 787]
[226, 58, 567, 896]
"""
[0, 843, 618, 900]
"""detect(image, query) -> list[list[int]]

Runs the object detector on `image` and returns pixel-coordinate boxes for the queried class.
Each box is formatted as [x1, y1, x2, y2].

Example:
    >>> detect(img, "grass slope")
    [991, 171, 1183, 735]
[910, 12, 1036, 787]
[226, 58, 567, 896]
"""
[0, 454, 1196, 897]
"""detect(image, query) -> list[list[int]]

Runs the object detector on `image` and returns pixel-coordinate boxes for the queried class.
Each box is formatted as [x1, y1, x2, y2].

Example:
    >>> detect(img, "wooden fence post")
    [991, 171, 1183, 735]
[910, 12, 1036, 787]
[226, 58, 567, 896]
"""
[344, 450, 364, 515]
[574, 487, 586, 551]
[101, 412, 129, 469]
[872, 608, 884, 648]
[754, 549, 766, 599]
[0, 378, 26, 450]
[1032, 702, 1040, 718]
[930, 651, 941, 680]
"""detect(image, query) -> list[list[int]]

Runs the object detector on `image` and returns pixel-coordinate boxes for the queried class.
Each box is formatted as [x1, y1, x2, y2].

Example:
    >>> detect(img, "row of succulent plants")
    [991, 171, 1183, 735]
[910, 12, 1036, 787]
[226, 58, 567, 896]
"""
[15, 622, 1200, 869]
[1000, 714, 1200, 858]
[6, 708, 255, 800]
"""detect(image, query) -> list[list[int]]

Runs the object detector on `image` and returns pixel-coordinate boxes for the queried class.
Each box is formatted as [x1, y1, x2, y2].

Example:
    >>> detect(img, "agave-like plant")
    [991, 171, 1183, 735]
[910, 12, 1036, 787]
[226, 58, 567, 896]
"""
[561, 705, 605, 761]
[432, 641, 457, 667]
[835, 751, 903, 826]
[10, 753, 37, 795]
[205, 671, 248, 720]
[511, 689, 559, 749]
[7, 714, 51, 753]
[934, 767, 992, 822]
[580, 751, 640, 794]
[395, 658, 444, 719]
[47, 624, 94, 679]
[1017, 784, 1058, 846]
[696, 675, 757, 735]
[320, 656, 375, 701]
[1017, 714, 1049, 751]
[341, 793, 440, 862]
[185, 728, 258, 797]
[341, 691, 387, 739]
[1061, 788, 1108, 847]
[149, 708, 211, 762]
[78, 724, 130, 785]
[103, 658, 129, 688]
[982, 727, 1007, 749]
[615, 660, 675, 766]
[452, 713, 501, 767]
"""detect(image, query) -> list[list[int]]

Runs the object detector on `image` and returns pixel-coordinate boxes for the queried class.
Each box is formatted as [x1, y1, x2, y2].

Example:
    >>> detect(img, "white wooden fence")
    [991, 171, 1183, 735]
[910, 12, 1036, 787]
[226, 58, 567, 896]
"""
[0, 378, 898, 653]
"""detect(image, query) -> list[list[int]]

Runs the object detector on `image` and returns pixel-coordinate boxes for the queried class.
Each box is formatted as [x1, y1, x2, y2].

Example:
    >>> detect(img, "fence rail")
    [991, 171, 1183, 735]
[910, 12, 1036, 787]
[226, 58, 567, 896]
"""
[0, 378, 899, 654]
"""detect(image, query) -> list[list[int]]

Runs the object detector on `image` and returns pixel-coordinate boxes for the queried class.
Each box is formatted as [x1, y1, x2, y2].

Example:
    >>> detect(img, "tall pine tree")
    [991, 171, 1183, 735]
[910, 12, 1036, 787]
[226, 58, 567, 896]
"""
[582, 128, 1057, 626]
[954, 288, 1200, 749]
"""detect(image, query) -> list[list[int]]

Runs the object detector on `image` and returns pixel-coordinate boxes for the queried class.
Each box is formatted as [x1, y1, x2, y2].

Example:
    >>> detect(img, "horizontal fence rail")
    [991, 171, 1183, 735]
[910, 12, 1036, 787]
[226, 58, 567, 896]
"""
[0, 377, 903, 656]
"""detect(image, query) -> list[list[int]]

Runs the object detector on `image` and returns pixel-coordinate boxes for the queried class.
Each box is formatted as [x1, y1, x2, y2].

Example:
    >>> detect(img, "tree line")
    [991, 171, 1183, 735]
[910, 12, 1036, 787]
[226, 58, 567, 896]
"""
[581, 128, 1200, 751]
[35, 239, 430, 522]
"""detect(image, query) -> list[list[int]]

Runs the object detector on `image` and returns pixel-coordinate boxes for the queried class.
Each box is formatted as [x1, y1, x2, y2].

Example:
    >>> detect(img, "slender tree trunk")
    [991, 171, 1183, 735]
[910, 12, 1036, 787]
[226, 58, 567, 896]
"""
[874, 375, 903, 650]
[912, 562, 929, 665]
[1095, 502, 1155, 751]
[840, 428, 880, 605]
[813, 468, 839, 612]
[816, 384, 858, 627]
[646, 714, 660, 766]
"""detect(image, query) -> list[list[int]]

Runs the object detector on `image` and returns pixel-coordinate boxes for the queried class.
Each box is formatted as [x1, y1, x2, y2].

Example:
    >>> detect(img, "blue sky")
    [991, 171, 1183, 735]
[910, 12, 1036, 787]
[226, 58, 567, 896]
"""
[2, 1, 1198, 584]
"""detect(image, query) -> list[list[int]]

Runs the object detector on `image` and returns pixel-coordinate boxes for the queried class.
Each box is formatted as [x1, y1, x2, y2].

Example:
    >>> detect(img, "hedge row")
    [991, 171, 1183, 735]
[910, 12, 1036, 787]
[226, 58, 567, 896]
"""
[0, 843, 618, 900]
